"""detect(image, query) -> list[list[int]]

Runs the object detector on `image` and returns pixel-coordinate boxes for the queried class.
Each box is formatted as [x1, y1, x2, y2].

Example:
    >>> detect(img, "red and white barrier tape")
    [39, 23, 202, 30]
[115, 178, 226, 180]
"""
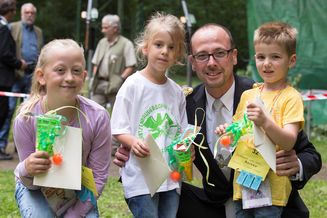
[0, 91, 29, 98]
[1, 90, 327, 102]
[302, 93, 327, 101]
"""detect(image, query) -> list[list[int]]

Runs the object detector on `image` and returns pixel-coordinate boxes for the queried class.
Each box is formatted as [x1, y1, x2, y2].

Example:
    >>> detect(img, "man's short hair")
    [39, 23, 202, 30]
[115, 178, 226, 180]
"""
[102, 14, 121, 32]
[191, 23, 235, 54]
[0, 0, 16, 16]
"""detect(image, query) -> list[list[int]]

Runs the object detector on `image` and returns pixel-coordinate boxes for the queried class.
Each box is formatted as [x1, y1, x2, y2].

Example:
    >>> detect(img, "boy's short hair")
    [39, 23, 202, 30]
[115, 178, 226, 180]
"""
[254, 21, 297, 56]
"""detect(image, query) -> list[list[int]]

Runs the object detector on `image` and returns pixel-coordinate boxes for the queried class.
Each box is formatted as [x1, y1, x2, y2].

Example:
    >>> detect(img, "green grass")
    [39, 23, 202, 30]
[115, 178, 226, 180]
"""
[97, 178, 131, 217]
[312, 139, 327, 163]
[299, 138, 327, 217]
[0, 171, 132, 218]
[0, 171, 202, 218]
[0, 138, 326, 217]
[300, 180, 327, 217]
[0, 170, 19, 217]
[1, 171, 326, 218]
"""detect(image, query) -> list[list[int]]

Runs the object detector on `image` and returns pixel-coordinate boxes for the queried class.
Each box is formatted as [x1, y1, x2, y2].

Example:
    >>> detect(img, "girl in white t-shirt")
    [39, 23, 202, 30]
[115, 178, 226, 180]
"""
[111, 12, 188, 218]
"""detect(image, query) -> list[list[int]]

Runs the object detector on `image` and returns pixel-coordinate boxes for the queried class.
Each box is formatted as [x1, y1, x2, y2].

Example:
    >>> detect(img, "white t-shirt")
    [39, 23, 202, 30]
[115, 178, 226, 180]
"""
[111, 71, 188, 198]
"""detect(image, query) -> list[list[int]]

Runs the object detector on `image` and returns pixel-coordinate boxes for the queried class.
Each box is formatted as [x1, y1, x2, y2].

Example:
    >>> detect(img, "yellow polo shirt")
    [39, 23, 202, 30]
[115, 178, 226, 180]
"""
[232, 85, 304, 206]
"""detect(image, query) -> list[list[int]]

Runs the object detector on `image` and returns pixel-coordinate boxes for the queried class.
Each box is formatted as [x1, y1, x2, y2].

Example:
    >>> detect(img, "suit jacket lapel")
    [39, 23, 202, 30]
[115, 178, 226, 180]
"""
[191, 85, 214, 160]
[192, 84, 206, 133]
[233, 75, 242, 115]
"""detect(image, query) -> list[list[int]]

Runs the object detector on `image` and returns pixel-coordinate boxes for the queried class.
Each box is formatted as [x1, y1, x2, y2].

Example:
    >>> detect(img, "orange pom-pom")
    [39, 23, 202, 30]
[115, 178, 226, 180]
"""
[52, 153, 63, 165]
[220, 135, 231, 147]
[170, 171, 181, 182]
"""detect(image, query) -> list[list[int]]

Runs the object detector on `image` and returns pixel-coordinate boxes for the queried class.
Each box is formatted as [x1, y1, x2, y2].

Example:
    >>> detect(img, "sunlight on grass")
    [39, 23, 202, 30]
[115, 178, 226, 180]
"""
[0, 170, 20, 217]
[98, 178, 132, 217]
[300, 180, 327, 218]
[1, 170, 326, 217]
[0, 170, 132, 218]
[1, 130, 326, 217]
[312, 139, 327, 163]
[0, 170, 201, 218]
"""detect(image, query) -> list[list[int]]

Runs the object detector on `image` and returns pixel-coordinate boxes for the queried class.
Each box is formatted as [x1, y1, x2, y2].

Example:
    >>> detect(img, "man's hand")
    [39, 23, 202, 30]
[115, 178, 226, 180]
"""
[113, 144, 131, 167]
[20, 59, 27, 70]
[276, 149, 299, 177]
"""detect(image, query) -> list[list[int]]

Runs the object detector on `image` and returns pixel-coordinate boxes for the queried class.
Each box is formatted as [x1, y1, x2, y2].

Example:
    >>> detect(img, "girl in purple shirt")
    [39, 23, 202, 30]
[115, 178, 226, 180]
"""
[13, 39, 111, 217]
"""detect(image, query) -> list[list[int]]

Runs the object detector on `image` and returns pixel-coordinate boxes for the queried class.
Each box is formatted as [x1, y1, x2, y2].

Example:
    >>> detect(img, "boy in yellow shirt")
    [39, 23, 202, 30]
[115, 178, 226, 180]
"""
[217, 22, 304, 217]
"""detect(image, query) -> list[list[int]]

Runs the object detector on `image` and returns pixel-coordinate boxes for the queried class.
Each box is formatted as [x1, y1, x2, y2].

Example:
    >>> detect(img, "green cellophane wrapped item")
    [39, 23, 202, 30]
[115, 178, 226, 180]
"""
[36, 114, 66, 156]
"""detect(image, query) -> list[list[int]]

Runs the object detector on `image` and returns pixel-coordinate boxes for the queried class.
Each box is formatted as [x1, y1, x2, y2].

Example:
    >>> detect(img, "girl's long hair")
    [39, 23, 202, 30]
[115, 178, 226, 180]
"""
[134, 12, 186, 67]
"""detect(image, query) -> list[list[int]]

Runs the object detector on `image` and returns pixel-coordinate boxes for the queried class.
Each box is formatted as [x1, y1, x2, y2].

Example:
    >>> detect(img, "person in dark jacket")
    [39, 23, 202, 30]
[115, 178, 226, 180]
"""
[177, 23, 321, 218]
[113, 23, 322, 218]
[0, 0, 26, 160]
[0, 2, 43, 160]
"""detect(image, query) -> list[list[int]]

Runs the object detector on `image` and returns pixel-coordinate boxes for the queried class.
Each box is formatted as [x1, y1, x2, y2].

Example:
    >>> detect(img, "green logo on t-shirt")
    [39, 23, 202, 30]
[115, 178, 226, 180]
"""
[138, 104, 181, 141]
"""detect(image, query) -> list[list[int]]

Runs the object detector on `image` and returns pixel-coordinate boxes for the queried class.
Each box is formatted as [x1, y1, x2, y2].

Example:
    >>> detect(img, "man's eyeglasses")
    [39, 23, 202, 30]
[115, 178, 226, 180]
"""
[192, 48, 234, 62]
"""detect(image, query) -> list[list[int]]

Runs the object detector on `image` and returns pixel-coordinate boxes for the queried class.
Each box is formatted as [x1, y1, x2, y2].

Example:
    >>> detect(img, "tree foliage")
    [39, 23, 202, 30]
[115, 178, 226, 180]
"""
[16, 0, 248, 69]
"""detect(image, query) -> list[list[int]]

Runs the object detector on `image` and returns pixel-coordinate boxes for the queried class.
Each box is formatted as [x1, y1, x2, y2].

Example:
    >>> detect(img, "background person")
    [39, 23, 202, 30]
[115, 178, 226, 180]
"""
[0, 2, 43, 160]
[0, 0, 26, 160]
[90, 14, 136, 109]
[90, 13, 137, 156]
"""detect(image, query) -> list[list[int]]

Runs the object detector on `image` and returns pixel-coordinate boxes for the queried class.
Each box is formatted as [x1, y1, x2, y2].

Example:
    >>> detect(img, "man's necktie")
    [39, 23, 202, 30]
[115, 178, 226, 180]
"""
[213, 99, 231, 179]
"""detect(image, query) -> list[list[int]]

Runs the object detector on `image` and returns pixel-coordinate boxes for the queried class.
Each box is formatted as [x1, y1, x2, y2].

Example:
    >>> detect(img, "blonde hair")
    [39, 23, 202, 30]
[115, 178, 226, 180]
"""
[254, 21, 297, 56]
[18, 39, 85, 116]
[135, 12, 186, 66]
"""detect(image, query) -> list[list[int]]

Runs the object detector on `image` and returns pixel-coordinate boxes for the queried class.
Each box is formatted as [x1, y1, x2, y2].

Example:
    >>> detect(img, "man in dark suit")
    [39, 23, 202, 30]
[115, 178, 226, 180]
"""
[0, 0, 26, 160]
[113, 23, 322, 217]
[0, 2, 43, 160]
[177, 24, 321, 218]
